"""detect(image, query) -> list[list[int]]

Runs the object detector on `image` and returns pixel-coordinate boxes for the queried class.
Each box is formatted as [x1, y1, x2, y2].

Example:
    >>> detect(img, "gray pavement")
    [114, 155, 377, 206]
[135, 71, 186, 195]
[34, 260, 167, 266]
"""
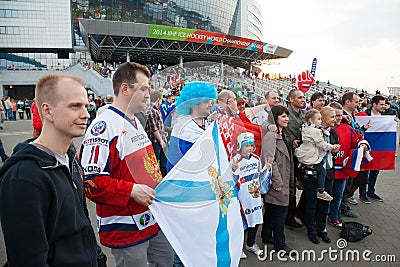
[0, 119, 399, 266]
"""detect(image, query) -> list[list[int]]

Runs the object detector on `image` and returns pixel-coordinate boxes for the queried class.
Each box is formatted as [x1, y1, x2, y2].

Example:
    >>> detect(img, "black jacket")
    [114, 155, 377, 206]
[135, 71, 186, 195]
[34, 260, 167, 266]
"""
[0, 140, 97, 267]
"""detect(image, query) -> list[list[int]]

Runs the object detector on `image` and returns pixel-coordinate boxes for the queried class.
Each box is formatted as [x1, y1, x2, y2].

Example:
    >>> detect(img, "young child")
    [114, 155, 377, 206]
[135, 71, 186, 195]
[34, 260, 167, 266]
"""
[231, 132, 264, 259]
[295, 109, 340, 201]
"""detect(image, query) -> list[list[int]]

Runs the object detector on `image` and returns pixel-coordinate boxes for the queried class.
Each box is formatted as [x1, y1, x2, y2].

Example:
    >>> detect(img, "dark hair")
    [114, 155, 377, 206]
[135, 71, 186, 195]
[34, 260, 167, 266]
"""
[112, 62, 150, 96]
[271, 104, 289, 133]
[341, 92, 357, 106]
[310, 92, 324, 107]
[371, 95, 385, 106]
[287, 89, 298, 102]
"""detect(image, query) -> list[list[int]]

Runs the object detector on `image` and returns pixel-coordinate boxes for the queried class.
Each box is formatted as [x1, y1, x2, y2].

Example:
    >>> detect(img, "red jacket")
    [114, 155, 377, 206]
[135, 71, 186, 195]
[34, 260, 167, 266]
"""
[80, 107, 159, 248]
[334, 123, 368, 179]
[31, 101, 43, 131]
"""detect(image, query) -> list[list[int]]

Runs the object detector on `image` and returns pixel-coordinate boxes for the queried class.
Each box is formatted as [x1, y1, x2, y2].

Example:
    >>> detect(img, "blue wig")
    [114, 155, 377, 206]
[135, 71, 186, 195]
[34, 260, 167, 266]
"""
[176, 81, 217, 115]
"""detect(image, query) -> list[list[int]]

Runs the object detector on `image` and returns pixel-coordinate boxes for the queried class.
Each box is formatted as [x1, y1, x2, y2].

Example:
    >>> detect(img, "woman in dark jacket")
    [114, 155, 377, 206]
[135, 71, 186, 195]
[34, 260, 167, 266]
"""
[300, 106, 340, 244]
[261, 105, 293, 254]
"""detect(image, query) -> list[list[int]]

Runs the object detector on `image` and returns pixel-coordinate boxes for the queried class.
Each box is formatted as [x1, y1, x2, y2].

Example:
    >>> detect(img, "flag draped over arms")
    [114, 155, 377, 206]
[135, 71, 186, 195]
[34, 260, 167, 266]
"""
[149, 122, 244, 267]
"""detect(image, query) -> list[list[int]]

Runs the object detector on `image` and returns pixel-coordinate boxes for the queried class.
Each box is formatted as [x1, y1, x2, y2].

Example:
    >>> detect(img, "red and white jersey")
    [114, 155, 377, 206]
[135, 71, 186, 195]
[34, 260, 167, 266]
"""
[80, 106, 161, 248]
[334, 122, 368, 179]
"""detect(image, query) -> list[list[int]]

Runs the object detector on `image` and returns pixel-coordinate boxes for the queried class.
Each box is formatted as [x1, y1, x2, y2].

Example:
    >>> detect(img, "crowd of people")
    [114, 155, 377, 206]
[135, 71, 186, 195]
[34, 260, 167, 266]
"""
[0, 96, 33, 123]
[0, 61, 398, 267]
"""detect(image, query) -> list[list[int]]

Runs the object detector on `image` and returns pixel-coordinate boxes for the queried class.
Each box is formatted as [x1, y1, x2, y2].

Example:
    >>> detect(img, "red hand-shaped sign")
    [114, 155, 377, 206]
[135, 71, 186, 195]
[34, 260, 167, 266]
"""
[297, 70, 315, 92]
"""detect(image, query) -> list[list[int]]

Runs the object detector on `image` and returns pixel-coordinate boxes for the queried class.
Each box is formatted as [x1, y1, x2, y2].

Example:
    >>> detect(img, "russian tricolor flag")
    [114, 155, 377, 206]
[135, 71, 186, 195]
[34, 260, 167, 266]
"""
[355, 116, 397, 170]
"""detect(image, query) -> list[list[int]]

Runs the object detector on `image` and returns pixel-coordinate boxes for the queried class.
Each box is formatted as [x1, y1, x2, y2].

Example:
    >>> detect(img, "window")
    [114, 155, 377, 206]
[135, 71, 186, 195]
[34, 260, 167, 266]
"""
[0, 9, 18, 18]
[0, 26, 20, 35]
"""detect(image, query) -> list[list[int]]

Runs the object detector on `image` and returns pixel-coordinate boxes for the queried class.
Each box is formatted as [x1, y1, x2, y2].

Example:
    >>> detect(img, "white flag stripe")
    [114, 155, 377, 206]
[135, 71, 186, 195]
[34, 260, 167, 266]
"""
[356, 116, 397, 132]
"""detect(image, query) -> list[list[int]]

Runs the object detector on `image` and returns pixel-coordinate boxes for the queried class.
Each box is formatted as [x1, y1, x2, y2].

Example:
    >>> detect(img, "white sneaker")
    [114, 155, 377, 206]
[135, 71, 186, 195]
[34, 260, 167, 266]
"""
[347, 196, 358, 205]
[240, 251, 247, 259]
[317, 191, 333, 201]
[245, 243, 263, 256]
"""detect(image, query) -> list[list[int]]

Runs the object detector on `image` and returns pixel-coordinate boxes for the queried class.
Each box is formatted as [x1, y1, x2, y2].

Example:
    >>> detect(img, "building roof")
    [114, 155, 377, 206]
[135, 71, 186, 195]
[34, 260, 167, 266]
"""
[78, 19, 292, 69]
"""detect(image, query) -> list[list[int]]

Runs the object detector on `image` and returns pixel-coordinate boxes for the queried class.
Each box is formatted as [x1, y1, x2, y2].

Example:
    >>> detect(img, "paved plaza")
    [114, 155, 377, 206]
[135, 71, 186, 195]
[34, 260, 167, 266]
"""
[0, 120, 399, 266]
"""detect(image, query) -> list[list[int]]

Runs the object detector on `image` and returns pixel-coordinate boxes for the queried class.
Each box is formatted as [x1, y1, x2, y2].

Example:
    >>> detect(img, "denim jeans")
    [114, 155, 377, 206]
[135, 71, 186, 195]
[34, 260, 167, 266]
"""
[6, 109, 14, 121]
[302, 170, 334, 234]
[0, 110, 5, 127]
[152, 141, 167, 177]
[261, 203, 288, 251]
[297, 169, 334, 230]
[246, 225, 259, 247]
[111, 230, 173, 267]
[286, 156, 299, 223]
[320, 175, 333, 230]
[314, 160, 327, 193]
[328, 178, 347, 221]
[359, 170, 379, 197]
[302, 179, 318, 233]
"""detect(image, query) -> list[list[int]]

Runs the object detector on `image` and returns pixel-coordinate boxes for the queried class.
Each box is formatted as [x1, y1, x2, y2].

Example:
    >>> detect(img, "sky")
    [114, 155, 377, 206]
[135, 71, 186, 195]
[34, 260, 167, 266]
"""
[259, 0, 400, 94]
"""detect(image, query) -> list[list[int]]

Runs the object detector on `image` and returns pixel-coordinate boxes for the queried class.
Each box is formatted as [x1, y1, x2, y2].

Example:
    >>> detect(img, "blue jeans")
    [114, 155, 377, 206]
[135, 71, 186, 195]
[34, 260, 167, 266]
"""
[328, 178, 347, 221]
[297, 169, 334, 231]
[320, 175, 334, 229]
[152, 141, 167, 177]
[246, 225, 259, 247]
[359, 170, 379, 197]
[314, 160, 327, 193]
[261, 203, 288, 250]
[6, 109, 14, 121]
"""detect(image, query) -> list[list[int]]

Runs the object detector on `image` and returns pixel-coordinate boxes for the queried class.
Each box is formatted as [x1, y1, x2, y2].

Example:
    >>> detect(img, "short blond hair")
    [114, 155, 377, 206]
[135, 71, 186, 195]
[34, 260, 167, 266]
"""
[35, 73, 85, 117]
[328, 102, 343, 110]
[320, 106, 334, 119]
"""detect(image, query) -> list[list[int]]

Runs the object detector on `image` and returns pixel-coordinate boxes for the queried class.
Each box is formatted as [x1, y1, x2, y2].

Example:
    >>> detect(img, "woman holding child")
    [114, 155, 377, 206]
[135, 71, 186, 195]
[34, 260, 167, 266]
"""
[296, 106, 340, 244]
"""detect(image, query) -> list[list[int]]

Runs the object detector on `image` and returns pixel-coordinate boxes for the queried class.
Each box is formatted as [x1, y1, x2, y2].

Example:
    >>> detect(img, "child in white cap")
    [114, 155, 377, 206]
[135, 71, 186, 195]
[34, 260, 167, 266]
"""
[231, 132, 264, 259]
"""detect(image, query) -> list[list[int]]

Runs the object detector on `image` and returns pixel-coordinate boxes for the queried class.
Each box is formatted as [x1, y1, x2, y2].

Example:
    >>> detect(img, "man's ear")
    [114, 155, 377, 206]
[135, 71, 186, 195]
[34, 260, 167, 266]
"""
[41, 102, 53, 122]
[120, 83, 130, 96]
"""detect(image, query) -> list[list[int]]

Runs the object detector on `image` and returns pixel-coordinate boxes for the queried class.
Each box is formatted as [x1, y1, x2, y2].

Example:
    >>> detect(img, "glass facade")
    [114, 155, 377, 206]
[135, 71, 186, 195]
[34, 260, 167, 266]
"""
[0, 0, 74, 70]
[0, 52, 78, 70]
[0, 0, 263, 69]
[72, 0, 263, 40]
[0, 0, 72, 49]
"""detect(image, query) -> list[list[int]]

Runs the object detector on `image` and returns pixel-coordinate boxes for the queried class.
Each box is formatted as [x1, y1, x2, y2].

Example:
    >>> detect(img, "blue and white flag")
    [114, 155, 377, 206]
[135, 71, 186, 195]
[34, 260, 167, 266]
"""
[310, 58, 317, 78]
[149, 122, 243, 267]
[260, 167, 272, 195]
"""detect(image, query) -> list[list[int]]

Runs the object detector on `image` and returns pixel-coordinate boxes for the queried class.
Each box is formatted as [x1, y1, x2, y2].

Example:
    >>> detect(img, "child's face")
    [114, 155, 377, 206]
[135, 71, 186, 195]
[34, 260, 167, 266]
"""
[239, 144, 254, 157]
[310, 113, 322, 127]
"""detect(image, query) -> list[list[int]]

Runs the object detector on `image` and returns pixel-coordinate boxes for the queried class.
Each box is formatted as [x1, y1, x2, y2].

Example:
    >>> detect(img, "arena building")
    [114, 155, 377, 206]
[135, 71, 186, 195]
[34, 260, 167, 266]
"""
[0, 0, 292, 97]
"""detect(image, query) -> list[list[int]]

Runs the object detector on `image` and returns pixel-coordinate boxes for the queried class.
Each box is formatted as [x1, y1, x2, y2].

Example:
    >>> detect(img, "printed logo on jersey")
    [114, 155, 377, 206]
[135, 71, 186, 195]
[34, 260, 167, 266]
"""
[83, 165, 101, 173]
[245, 206, 262, 215]
[83, 137, 109, 146]
[144, 151, 163, 183]
[139, 213, 151, 226]
[248, 180, 260, 198]
[131, 133, 151, 148]
[239, 162, 258, 172]
[91, 121, 107, 136]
